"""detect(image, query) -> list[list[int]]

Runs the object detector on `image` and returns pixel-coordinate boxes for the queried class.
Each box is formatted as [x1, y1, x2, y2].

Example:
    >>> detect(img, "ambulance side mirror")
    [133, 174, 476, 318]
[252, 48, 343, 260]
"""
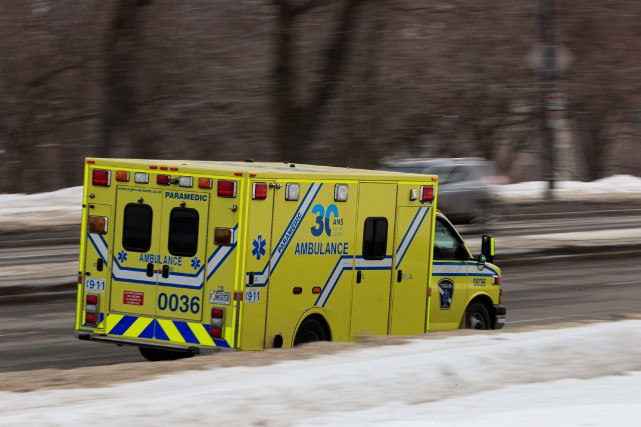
[481, 235, 495, 264]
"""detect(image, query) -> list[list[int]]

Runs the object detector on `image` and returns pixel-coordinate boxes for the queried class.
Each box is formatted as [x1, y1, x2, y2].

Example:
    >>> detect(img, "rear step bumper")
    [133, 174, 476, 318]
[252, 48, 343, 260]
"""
[75, 331, 235, 354]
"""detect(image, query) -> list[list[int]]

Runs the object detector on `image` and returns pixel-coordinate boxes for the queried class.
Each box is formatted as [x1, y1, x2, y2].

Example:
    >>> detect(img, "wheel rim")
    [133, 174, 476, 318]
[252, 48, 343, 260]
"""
[299, 330, 320, 343]
[469, 312, 486, 329]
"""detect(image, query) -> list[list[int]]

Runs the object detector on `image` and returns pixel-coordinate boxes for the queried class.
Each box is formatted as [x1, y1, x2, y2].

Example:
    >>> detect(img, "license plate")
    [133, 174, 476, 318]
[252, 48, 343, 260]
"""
[210, 290, 231, 305]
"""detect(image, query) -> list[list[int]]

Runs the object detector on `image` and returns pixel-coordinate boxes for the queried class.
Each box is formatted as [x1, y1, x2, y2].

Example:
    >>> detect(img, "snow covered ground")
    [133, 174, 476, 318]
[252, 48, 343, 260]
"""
[1, 176, 640, 425]
[1, 320, 641, 426]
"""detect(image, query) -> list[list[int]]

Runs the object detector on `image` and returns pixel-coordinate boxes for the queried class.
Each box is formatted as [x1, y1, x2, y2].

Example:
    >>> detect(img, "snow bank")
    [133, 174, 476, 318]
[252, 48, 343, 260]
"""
[1, 320, 640, 426]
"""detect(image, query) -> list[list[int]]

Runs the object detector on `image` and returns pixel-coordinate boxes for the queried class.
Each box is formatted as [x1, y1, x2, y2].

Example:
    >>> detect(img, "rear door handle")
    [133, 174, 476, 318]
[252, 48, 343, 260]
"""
[162, 265, 170, 279]
[248, 272, 255, 285]
[146, 263, 154, 277]
[356, 271, 362, 284]
[397, 270, 403, 283]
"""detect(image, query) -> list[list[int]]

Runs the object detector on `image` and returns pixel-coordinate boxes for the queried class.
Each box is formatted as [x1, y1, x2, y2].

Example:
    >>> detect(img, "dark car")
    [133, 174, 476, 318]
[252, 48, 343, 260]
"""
[381, 158, 509, 224]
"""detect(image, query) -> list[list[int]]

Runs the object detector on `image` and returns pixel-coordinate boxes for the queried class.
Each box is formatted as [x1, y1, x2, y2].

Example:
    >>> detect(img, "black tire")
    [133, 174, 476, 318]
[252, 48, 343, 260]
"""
[294, 318, 327, 346]
[139, 346, 194, 361]
[464, 302, 491, 330]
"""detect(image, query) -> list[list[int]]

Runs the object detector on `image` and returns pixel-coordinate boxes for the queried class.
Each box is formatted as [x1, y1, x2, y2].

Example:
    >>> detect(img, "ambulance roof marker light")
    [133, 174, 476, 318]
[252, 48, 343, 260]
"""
[157, 174, 171, 185]
[159, 166, 168, 171]
[253, 182, 268, 200]
[334, 184, 349, 202]
[134, 172, 149, 184]
[170, 167, 178, 171]
[149, 165, 158, 170]
[87, 159, 95, 164]
[285, 183, 300, 201]
[92, 169, 111, 187]
[198, 178, 213, 189]
[420, 186, 434, 203]
[178, 176, 193, 188]
[218, 180, 237, 198]
[115, 171, 130, 182]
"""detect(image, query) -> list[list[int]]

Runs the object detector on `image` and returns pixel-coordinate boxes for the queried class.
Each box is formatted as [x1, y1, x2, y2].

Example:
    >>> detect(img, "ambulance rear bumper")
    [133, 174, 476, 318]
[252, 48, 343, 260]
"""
[494, 305, 507, 330]
[75, 331, 235, 354]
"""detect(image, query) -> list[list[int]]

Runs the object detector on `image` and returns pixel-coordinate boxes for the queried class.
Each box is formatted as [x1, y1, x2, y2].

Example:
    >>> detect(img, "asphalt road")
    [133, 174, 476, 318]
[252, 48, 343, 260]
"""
[1, 255, 639, 372]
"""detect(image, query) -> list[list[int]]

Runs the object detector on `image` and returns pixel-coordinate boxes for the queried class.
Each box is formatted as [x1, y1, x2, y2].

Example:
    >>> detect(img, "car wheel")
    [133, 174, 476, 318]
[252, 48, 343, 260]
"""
[294, 318, 327, 346]
[464, 302, 490, 330]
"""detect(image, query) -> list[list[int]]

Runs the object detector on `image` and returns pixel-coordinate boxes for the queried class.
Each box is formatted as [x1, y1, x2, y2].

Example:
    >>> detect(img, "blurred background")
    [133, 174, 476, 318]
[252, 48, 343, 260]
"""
[1, 0, 640, 194]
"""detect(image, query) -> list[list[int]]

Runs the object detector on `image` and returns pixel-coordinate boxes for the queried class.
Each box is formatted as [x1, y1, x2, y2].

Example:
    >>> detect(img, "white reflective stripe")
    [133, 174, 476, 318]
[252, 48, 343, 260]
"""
[315, 257, 353, 307]
[432, 263, 467, 276]
[269, 182, 322, 268]
[395, 207, 429, 269]
[251, 182, 322, 287]
[355, 257, 393, 269]
[207, 245, 234, 280]
[90, 234, 109, 261]
[112, 262, 156, 284]
[158, 270, 205, 288]
[316, 256, 393, 307]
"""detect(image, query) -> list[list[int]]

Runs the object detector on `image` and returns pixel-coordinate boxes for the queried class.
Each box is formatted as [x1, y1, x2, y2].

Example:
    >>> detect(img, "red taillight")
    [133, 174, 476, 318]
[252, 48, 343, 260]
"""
[92, 169, 111, 187]
[493, 276, 500, 285]
[85, 293, 99, 325]
[253, 182, 268, 200]
[420, 185, 434, 203]
[157, 174, 171, 185]
[210, 307, 224, 338]
[78, 274, 83, 285]
[218, 180, 237, 198]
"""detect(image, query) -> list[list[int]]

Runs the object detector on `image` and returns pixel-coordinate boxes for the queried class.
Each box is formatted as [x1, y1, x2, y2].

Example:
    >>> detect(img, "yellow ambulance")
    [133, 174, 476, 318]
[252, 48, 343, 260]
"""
[75, 158, 505, 360]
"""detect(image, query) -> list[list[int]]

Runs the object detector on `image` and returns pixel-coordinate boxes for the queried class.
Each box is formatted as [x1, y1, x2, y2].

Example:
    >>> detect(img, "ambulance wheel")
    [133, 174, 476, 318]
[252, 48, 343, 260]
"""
[294, 318, 327, 346]
[464, 302, 490, 330]
[139, 346, 195, 361]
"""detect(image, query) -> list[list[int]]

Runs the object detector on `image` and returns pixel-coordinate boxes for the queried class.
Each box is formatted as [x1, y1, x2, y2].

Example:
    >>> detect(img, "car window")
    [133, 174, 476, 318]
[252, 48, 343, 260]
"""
[433, 217, 469, 260]
[426, 165, 451, 182]
[446, 166, 467, 183]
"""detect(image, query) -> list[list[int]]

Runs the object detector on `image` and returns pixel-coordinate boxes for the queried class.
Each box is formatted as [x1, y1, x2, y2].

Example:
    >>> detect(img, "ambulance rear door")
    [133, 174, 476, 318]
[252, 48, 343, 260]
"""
[109, 181, 211, 325]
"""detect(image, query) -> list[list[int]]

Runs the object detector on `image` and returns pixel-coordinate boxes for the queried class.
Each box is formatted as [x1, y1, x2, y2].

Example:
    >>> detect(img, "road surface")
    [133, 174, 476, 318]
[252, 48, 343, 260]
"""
[1, 256, 639, 372]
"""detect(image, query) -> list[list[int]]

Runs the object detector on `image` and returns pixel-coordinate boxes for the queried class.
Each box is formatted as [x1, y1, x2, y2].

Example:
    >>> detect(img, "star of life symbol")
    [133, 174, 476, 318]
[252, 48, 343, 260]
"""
[117, 250, 127, 263]
[191, 257, 201, 270]
[252, 235, 267, 260]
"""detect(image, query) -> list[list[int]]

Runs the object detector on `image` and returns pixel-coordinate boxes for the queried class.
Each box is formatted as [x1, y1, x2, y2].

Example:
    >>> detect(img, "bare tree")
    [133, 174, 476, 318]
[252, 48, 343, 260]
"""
[270, 0, 366, 163]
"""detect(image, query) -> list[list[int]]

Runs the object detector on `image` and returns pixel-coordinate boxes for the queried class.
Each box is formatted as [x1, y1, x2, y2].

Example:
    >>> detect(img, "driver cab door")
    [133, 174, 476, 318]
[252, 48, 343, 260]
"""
[428, 215, 472, 331]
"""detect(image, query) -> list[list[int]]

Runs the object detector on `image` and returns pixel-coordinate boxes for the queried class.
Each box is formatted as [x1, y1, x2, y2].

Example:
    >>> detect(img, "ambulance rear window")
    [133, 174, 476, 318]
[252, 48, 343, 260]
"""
[168, 208, 199, 257]
[122, 204, 153, 252]
[363, 217, 388, 260]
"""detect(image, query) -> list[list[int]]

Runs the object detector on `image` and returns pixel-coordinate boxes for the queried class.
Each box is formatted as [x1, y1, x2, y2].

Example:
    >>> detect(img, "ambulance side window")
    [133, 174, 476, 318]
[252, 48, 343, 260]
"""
[363, 217, 388, 260]
[168, 208, 199, 257]
[433, 218, 467, 260]
[122, 204, 153, 252]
